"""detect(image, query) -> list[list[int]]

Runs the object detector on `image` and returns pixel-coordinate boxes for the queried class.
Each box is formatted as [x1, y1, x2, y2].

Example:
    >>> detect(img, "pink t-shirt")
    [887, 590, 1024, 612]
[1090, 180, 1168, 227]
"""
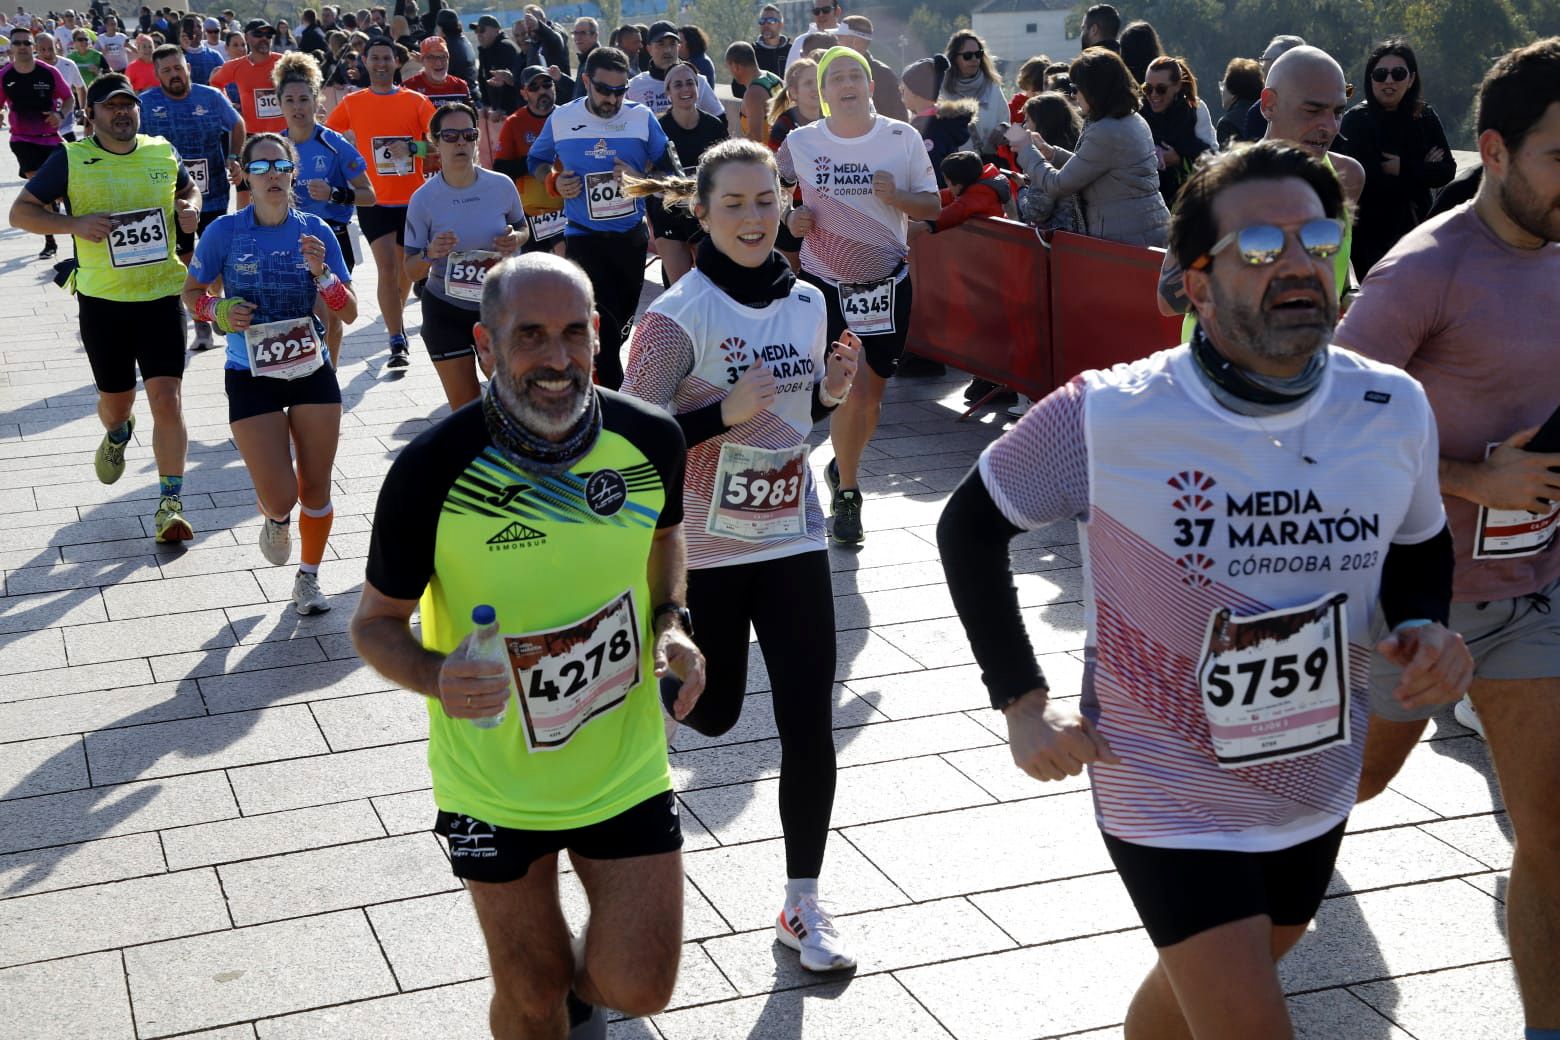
[1334, 202, 1560, 602]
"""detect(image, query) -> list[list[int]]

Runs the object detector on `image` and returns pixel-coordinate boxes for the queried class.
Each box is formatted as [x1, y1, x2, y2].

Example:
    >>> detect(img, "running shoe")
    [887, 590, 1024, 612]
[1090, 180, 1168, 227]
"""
[385, 333, 411, 370]
[832, 490, 864, 544]
[1453, 694, 1484, 739]
[94, 415, 134, 485]
[1007, 394, 1033, 419]
[825, 456, 841, 511]
[39, 236, 57, 260]
[292, 570, 331, 616]
[258, 517, 292, 566]
[776, 894, 856, 972]
[153, 495, 194, 543]
[192, 322, 214, 352]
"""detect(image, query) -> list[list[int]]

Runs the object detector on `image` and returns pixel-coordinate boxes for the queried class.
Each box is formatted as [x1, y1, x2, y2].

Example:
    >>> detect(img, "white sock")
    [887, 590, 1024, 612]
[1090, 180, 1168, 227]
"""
[785, 878, 818, 906]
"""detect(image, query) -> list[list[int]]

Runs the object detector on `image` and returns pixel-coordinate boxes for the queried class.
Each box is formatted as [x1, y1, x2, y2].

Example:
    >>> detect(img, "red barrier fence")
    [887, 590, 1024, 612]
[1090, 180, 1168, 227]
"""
[906, 220, 1184, 403]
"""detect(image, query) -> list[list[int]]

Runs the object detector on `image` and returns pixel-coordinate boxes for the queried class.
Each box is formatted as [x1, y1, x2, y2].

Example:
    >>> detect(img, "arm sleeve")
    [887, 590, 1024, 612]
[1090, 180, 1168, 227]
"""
[1194, 99, 1216, 148]
[645, 114, 672, 169]
[209, 59, 232, 90]
[175, 161, 192, 194]
[186, 216, 228, 283]
[1407, 109, 1456, 190]
[775, 136, 796, 184]
[22, 147, 71, 206]
[320, 217, 351, 281]
[621, 310, 730, 447]
[50, 63, 71, 104]
[931, 190, 981, 232]
[217, 90, 240, 131]
[1332, 249, 1444, 368]
[503, 176, 525, 222]
[324, 98, 348, 132]
[1395, 394, 1447, 545]
[402, 190, 428, 251]
[1030, 132, 1115, 200]
[1380, 527, 1453, 628]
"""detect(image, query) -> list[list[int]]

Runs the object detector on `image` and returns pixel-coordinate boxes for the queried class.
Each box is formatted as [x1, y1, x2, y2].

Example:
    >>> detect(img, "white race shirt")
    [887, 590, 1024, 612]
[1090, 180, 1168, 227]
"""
[624, 69, 725, 121]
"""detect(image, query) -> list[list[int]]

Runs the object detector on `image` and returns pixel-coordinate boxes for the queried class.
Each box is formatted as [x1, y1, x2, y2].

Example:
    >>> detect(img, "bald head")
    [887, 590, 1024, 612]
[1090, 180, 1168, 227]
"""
[1261, 46, 1347, 157]
[480, 253, 595, 334]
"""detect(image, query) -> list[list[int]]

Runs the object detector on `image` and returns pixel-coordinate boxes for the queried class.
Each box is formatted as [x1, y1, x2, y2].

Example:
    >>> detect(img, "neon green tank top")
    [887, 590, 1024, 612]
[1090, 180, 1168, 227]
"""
[66, 134, 188, 301]
[414, 413, 675, 831]
[1180, 154, 1353, 342]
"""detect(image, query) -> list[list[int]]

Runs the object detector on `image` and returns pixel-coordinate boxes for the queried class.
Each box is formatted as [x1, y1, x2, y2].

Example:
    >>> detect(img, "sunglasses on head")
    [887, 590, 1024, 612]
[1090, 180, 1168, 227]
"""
[958, 49, 983, 60]
[1190, 218, 1343, 270]
[587, 77, 627, 95]
[434, 128, 480, 142]
[1371, 65, 1409, 83]
[244, 157, 296, 175]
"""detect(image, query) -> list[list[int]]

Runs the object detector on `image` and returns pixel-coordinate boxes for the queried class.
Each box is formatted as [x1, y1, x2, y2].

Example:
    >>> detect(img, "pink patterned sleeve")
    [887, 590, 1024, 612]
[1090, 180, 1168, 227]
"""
[977, 375, 1091, 530]
[621, 309, 697, 412]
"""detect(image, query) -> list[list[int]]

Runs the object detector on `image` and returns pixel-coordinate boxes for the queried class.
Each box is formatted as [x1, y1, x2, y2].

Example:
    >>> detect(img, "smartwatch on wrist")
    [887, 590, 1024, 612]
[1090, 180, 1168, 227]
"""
[652, 602, 694, 636]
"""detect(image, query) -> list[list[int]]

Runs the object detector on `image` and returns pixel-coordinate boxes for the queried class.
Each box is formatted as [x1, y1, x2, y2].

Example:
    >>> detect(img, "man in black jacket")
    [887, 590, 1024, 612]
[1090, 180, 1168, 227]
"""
[1080, 3, 1120, 53]
[518, 4, 567, 75]
[297, 8, 328, 54]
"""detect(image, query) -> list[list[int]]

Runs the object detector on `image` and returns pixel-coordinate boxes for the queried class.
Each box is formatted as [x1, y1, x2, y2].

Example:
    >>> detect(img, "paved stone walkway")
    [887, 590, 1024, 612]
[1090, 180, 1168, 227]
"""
[0, 159, 1524, 1040]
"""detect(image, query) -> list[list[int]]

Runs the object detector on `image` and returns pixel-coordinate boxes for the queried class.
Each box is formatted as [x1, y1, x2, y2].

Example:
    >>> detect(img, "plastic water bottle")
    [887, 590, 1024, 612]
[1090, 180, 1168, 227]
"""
[466, 605, 510, 730]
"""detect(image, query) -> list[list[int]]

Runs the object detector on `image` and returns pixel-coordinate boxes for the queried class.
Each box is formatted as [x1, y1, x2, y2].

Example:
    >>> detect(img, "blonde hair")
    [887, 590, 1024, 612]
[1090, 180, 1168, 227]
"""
[273, 50, 322, 93]
[624, 138, 778, 213]
[769, 56, 817, 125]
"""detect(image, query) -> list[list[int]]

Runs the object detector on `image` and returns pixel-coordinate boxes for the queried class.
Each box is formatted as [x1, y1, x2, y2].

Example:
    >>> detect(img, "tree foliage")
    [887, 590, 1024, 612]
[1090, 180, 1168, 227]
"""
[683, 0, 755, 80]
[1087, 0, 1552, 145]
[907, 1, 971, 55]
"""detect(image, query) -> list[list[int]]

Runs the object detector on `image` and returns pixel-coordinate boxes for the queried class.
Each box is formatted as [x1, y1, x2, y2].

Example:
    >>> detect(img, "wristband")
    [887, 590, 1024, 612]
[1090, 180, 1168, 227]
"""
[192, 293, 218, 325]
[1393, 618, 1434, 632]
[329, 186, 356, 205]
[818, 381, 849, 408]
[212, 297, 245, 334]
[317, 274, 350, 312]
[413, 140, 429, 158]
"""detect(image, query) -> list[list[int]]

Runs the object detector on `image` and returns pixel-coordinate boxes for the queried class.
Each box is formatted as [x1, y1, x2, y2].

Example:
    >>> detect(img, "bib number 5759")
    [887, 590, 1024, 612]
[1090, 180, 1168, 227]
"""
[1204, 648, 1330, 708]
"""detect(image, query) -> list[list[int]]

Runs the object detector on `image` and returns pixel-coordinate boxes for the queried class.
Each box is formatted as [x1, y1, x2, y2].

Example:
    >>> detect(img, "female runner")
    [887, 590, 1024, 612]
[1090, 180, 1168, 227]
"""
[621, 138, 861, 974]
[183, 133, 357, 615]
[647, 61, 728, 284]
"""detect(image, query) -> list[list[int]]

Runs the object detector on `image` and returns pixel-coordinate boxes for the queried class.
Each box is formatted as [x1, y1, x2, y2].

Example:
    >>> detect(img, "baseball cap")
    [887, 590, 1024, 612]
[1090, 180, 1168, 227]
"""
[86, 72, 140, 106]
[518, 64, 551, 87]
[435, 8, 461, 28]
[242, 18, 275, 36]
[646, 19, 677, 43]
[418, 35, 448, 57]
[468, 14, 500, 30]
[202, 16, 220, 30]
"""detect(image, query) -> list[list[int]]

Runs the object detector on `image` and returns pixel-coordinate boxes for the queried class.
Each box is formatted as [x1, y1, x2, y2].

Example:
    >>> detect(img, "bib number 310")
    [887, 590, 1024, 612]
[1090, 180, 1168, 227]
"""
[1197, 591, 1350, 768]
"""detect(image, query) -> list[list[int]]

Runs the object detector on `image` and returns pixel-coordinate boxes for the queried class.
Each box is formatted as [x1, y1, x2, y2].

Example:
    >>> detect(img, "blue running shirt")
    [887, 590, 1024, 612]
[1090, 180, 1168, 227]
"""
[290, 125, 368, 225]
[138, 84, 241, 213]
[526, 96, 670, 236]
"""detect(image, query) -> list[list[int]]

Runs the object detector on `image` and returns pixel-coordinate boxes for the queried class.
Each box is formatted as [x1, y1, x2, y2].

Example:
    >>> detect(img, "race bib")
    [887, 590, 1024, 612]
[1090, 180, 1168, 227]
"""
[106, 208, 168, 268]
[372, 135, 414, 177]
[506, 591, 642, 752]
[707, 442, 809, 542]
[528, 207, 566, 242]
[444, 249, 501, 303]
[1197, 591, 1350, 768]
[840, 276, 896, 336]
[1474, 441, 1560, 559]
[244, 316, 325, 381]
[186, 157, 210, 197]
[584, 170, 634, 221]
[254, 87, 280, 121]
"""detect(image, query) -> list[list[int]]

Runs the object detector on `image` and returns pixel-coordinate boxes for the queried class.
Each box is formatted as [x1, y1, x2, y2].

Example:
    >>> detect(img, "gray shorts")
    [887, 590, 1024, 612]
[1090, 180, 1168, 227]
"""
[1369, 575, 1560, 721]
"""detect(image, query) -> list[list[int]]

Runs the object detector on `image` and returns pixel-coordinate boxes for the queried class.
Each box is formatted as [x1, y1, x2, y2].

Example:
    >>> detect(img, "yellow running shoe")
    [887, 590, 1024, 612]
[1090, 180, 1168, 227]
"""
[94, 416, 135, 485]
[154, 495, 195, 543]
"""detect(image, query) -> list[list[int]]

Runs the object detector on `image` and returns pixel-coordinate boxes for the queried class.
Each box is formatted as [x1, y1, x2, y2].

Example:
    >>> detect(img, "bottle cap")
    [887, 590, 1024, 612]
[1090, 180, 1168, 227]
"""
[471, 605, 496, 625]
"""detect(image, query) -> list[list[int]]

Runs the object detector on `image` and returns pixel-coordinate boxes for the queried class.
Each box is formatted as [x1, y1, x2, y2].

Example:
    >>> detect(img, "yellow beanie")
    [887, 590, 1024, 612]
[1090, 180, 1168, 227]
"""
[816, 45, 873, 117]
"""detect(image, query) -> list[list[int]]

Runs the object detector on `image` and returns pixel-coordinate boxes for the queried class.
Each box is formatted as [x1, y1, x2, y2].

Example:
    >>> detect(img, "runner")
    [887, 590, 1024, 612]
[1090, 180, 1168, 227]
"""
[0, 26, 73, 258]
[625, 20, 723, 120]
[725, 41, 780, 143]
[647, 61, 726, 284]
[622, 137, 862, 973]
[492, 64, 566, 255]
[404, 101, 527, 410]
[937, 140, 1471, 1039]
[178, 15, 223, 86]
[766, 56, 819, 272]
[33, 33, 84, 137]
[65, 26, 107, 87]
[325, 33, 435, 369]
[351, 251, 705, 1039]
[182, 131, 356, 614]
[9, 72, 201, 542]
[776, 46, 939, 543]
[210, 19, 283, 135]
[526, 45, 677, 390]
[276, 49, 375, 368]
[139, 42, 244, 351]
[97, 14, 128, 72]
[1336, 38, 1560, 1039]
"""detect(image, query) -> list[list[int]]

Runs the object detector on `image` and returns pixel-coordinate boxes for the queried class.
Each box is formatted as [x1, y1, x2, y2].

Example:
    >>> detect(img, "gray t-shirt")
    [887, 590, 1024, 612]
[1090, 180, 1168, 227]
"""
[404, 166, 525, 308]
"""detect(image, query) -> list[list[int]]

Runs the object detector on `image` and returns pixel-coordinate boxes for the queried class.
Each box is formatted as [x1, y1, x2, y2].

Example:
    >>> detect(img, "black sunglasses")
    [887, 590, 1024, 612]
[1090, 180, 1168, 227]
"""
[759, 16, 781, 25]
[1371, 66, 1410, 83]
[958, 49, 983, 60]
[811, 6, 835, 16]
[587, 77, 627, 96]
[434, 128, 480, 142]
[1144, 82, 1176, 96]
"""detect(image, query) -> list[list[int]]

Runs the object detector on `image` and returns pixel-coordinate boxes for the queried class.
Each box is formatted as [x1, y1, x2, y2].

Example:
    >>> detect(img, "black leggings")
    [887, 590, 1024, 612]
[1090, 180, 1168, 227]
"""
[564, 224, 648, 390]
[675, 550, 837, 879]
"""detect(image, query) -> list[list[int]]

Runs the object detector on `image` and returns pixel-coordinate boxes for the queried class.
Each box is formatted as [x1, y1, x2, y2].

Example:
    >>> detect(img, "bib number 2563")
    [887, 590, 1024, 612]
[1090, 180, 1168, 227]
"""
[107, 208, 168, 268]
[1197, 591, 1350, 768]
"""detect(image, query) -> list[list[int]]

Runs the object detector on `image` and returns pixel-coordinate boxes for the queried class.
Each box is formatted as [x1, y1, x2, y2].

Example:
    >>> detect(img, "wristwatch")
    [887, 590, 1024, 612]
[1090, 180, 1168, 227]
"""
[652, 602, 694, 636]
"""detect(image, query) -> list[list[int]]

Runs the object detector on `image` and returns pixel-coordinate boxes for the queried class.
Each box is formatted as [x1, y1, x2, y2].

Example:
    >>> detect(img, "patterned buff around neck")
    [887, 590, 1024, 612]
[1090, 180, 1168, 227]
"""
[481, 378, 603, 477]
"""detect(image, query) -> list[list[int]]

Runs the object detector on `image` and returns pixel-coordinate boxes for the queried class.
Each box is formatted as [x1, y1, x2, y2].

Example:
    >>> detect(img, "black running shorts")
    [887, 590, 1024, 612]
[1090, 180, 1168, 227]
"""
[356, 203, 408, 246]
[78, 293, 187, 394]
[1103, 819, 1346, 948]
[435, 790, 684, 884]
[798, 268, 914, 380]
[224, 361, 343, 423]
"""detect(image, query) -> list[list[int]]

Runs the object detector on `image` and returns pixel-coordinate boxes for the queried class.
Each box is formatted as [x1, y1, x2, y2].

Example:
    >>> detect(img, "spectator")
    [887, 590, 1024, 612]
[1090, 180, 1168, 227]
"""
[902, 54, 975, 187]
[389, 14, 418, 51]
[273, 18, 296, 51]
[998, 55, 1051, 168]
[1118, 19, 1161, 84]
[677, 24, 714, 89]
[1142, 55, 1212, 205]
[66, 26, 108, 85]
[569, 15, 596, 92]
[298, 8, 328, 53]
[1015, 91, 1086, 232]
[1335, 39, 1455, 275]
[1242, 34, 1306, 141]
[223, 30, 244, 61]
[1216, 56, 1262, 147]
[610, 23, 648, 73]
[926, 149, 1017, 232]
[1079, 3, 1120, 53]
[432, 8, 476, 85]
[753, 3, 787, 81]
[1002, 46, 1169, 246]
[836, 15, 907, 122]
[791, 30, 835, 63]
[940, 28, 1007, 159]
[470, 13, 520, 125]
[520, 4, 567, 74]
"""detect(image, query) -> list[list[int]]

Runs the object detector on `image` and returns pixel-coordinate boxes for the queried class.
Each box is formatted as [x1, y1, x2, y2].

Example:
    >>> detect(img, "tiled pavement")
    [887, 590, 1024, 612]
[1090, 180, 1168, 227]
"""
[0, 160, 1524, 1040]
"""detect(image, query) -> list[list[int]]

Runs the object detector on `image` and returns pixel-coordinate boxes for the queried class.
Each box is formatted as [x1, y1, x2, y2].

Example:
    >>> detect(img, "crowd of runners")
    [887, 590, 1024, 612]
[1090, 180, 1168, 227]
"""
[2, 2, 1558, 1038]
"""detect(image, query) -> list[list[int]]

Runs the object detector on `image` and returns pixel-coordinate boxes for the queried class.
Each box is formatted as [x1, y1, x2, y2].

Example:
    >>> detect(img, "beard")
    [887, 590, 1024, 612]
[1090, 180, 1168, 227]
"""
[492, 357, 593, 438]
[1207, 274, 1337, 366]
[1500, 160, 1560, 244]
